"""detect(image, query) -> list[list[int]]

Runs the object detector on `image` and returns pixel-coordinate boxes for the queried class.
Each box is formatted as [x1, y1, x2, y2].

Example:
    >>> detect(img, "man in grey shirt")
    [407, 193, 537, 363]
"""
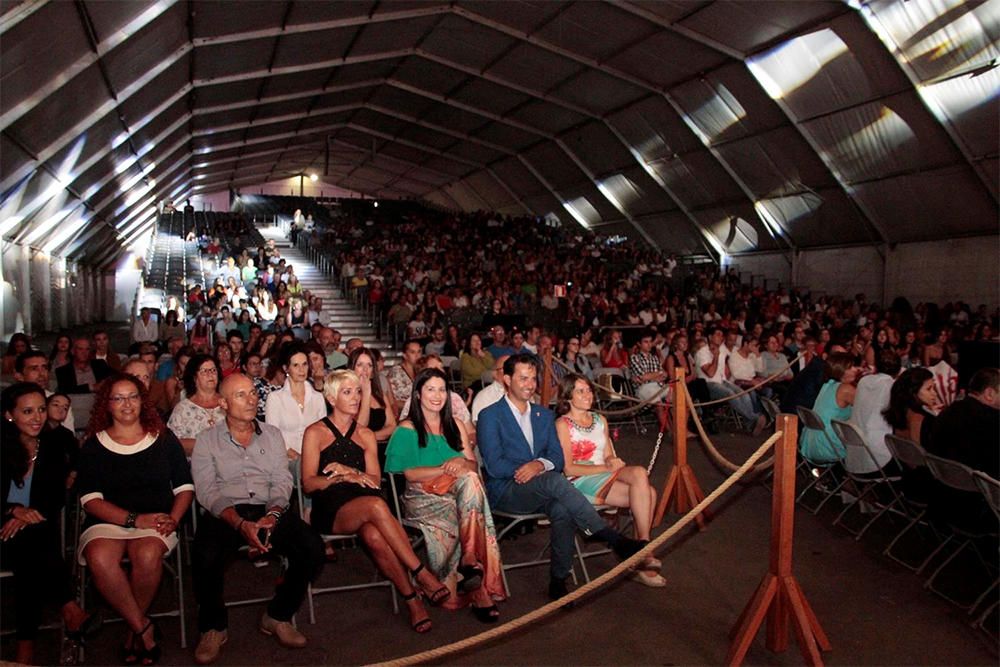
[190, 374, 323, 665]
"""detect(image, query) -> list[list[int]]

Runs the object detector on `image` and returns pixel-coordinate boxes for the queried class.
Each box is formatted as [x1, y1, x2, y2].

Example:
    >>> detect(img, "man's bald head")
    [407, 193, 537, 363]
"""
[220, 372, 253, 399]
[219, 372, 259, 423]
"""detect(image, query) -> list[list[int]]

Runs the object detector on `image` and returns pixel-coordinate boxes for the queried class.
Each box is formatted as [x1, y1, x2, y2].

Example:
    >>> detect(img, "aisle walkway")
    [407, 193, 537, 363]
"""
[257, 225, 398, 362]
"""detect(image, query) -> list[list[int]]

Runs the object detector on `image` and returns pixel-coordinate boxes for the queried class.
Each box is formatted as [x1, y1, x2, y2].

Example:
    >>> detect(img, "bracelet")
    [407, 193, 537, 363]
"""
[265, 510, 283, 521]
[124, 511, 137, 529]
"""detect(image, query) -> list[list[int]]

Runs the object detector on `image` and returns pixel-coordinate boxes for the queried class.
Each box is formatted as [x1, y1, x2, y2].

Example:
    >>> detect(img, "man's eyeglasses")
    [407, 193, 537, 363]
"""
[109, 394, 141, 405]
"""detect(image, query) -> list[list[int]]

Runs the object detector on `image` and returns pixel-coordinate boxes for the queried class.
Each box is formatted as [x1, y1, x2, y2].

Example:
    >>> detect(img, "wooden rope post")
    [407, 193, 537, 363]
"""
[653, 367, 709, 529]
[540, 347, 553, 407]
[726, 414, 831, 666]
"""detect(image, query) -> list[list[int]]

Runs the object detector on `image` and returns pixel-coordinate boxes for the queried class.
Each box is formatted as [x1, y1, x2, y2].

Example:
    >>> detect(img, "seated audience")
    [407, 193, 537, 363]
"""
[386, 339, 422, 415]
[386, 368, 506, 620]
[300, 370, 448, 633]
[16, 349, 76, 433]
[883, 368, 941, 448]
[56, 337, 112, 394]
[695, 328, 766, 435]
[50, 334, 73, 372]
[799, 352, 858, 464]
[348, 348, 397, 445]
[1, 383, 95, 665]
[167, 354, 225, 456]
[471, 356, 509, 425]
[264, 342, 326, 459]
[554, 374, 665, 587]
[460, 333, 494, 393]
[846, 349, 901, 476]
[93, 330, 122, 371]
[928, 367, 998, 477]
[191, 374, 324, 663]
[477, 354, 645, 600]
[77, 373, 193, 665]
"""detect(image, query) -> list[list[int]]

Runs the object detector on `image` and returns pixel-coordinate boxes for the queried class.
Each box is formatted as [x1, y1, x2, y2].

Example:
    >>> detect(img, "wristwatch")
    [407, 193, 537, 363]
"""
[124, 511, 137, 529]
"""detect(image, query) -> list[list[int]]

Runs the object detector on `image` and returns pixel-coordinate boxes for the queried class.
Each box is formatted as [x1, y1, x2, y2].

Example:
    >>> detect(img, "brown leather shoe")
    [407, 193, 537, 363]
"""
[259, 614, 307, 648]
[194, 629, 227, 665]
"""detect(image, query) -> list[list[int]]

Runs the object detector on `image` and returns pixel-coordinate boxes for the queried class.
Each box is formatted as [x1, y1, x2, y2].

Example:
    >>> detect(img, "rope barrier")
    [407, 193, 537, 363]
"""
[688, 354, 802, 408]
[683, 381, 775, 475]
[366, 432, 781, 667]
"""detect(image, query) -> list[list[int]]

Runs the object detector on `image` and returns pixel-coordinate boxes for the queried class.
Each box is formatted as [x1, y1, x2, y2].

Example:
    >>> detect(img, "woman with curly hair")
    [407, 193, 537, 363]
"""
[77, 372, 193, 665]
[167, 354, 225, 456]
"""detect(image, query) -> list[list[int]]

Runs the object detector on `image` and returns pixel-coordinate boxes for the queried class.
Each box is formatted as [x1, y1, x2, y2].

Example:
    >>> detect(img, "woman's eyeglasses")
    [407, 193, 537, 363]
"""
[109, 394, 141, 405]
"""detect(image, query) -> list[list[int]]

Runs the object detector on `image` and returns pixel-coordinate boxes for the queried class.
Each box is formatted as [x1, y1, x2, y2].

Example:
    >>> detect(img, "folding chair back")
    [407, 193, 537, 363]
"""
[972, 471, 1000, 519]
[795, 406, 826, 432]
[884, 434, 927, 470]
[831, 420, 893, 478]
[924, 454, 979, 493]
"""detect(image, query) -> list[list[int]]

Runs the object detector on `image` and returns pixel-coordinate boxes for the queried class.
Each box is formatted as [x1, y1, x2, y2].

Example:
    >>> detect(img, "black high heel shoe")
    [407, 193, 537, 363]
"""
[457, 562, 484, 591]
[411, 563, 450, 606]
[135, 619, 162, 666]
[400, 592, 432, 633]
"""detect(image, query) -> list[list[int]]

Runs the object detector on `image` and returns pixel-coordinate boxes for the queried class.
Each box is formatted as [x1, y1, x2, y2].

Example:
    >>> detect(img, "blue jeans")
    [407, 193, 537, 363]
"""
[706, 380, 760, 424]
[493, 471, 607, 580]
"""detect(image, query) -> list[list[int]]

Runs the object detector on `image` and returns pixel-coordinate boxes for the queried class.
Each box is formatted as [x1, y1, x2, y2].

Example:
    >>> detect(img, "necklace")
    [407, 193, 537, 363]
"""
[29, 438, 39, 463]
[565, 414, 596, 433]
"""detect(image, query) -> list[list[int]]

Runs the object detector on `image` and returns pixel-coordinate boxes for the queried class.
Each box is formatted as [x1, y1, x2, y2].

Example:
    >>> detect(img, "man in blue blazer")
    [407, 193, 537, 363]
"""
[478, 353, 646, 599]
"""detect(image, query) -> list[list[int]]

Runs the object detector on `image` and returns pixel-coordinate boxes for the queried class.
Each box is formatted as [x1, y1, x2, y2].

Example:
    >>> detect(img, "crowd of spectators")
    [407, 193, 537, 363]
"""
[0, 197, 997, 661]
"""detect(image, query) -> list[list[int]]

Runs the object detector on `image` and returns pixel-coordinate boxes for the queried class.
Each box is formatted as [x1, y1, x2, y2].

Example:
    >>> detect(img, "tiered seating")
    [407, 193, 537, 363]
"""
[139, 212, 205, 312]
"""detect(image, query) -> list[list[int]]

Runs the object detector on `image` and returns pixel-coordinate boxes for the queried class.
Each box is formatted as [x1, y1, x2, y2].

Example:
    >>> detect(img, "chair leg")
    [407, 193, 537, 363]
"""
[574, 536, 591, 584]
[924, 538, 974, 609]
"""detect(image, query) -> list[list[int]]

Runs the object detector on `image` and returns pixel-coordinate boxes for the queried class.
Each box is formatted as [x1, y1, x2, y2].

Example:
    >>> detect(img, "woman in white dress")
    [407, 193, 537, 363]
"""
[554, 373, 665, 587]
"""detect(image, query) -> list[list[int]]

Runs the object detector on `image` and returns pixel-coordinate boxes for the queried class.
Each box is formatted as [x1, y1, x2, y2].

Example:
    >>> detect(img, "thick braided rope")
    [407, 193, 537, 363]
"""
[688, 354, 802, 408]
[683, 381, 776, 475]
[366, 432, 781, 667]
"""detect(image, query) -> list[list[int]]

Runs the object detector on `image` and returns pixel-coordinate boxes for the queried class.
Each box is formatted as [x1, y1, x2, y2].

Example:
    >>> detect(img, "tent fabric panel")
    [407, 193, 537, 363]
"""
[367, 86, 441, 120]
[392, 57, 473, 97]
[532, 2, 656, 63]
[192, 1, 294, 39]
[551, 69, 647, 117]
[521, 142, 586, 191]
[713, 126, 842, 198]
[694, 203, 782, 253]
[445, 141, 506, 165]
[7, 66, 109, 158]
[559, 181, 621, 222]
[852, 165, 998, 242]
[84, 0, 161, 40]
[453, 1, 564, 37]
[0, 1, 92, 117]
[411, 104, 495, 137]
[462, 171, 517, 211]
[606, 30, 730, 89]
[687, 61, 792, 140]
[607, 95, 705, 161]
[507, 100, 588, 136]
[756, 187, 874, 248]
[348, 15, 444, 58]
[916, 67, 1000, 161]
[447, 77, 533, 117]
[193, 39, 280, 82]
[634, 211, 706, 255]
[678, 1, 846, 55]
[490, 156, 548, 199]
[284, 0, 377, 26]
[866, 0, 998, 84]
[647, 150, 746, 211]
[421, 14, 518, 71]
[557, 121, 635, 177]
[800, 91, 963, 185]
[101, 4, 188, 93]
[485, 42, 586, 94]
[608, 166, 680, 217]
[271, 27, 364, 69]
[471, 122, 540, 153]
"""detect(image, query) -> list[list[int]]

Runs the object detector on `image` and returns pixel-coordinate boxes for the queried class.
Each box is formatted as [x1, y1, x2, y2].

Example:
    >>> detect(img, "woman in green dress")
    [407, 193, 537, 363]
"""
[385, 368, 506, 622]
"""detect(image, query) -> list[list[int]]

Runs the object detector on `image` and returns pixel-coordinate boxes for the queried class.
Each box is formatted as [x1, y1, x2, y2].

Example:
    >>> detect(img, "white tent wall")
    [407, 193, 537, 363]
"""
[730, 234, 1000, 308]
[0, 240, 112, 342]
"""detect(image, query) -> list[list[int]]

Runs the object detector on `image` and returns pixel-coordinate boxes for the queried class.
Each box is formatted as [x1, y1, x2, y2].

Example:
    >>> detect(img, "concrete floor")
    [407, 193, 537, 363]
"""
[4, 418, 996, 666]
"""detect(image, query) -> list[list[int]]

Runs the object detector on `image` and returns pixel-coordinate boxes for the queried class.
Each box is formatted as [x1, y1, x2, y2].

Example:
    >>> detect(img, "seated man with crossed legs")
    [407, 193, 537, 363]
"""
[477, 354, 646, 600]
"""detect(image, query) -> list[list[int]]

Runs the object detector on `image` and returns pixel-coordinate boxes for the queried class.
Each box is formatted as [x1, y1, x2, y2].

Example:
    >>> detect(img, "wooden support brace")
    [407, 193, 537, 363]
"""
[653, 368, 709, 528]
[726, 414, 831, 666]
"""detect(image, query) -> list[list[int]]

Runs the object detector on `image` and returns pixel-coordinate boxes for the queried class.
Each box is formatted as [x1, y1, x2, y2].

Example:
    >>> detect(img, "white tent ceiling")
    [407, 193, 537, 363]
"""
[1, 0, 997, 268]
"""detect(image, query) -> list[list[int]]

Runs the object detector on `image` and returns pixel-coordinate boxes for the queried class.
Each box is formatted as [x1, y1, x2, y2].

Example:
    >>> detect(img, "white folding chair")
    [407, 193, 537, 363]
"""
[294, 465, 397, 624]
[830, 420, 904, 540]
[795, 406, 847, 514]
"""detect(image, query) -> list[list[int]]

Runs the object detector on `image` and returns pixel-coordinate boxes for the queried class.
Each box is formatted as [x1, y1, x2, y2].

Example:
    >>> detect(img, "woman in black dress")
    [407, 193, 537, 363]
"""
[300, 370, 447, 634]
[1, 383, 96, 665]
[77, 373, 194, 665]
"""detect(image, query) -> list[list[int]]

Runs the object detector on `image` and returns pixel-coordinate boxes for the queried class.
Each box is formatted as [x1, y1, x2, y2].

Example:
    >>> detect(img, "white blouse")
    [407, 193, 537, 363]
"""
[264, 381, 327, 454]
